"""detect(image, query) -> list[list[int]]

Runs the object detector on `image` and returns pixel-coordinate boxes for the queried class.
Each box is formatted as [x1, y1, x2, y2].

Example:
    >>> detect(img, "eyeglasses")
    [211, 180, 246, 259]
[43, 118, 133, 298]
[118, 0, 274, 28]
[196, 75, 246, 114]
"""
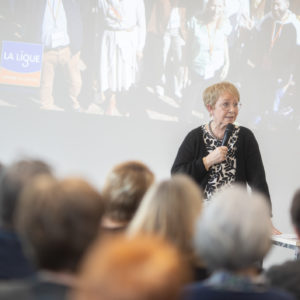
[219, 102, 242, 111]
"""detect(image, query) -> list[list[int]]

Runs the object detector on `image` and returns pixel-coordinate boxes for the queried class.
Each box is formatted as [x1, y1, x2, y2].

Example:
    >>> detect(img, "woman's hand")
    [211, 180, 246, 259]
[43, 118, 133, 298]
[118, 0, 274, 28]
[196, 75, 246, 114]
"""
[203, 146, 228, 170]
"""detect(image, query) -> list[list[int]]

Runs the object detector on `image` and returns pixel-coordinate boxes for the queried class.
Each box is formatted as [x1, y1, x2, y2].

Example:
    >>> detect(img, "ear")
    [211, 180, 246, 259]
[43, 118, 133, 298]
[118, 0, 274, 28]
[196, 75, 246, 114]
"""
[206, 104, 213, 115]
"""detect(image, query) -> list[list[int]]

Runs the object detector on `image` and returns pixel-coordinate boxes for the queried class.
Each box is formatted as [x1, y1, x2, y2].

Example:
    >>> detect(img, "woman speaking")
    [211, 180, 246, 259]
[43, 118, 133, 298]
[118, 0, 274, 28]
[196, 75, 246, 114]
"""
[171, 82, 279, 234]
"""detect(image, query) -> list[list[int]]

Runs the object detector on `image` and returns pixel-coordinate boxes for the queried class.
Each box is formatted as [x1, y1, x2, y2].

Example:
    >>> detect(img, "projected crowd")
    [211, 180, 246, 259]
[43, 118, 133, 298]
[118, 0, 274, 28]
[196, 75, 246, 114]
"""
[0, 0, 300, 127]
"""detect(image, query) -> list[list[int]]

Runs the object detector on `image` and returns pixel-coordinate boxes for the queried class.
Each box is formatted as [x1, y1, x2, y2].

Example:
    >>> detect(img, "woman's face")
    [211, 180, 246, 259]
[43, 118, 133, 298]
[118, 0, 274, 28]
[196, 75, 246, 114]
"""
[207, 0, 225, 20]
[207, 91, 239, 128]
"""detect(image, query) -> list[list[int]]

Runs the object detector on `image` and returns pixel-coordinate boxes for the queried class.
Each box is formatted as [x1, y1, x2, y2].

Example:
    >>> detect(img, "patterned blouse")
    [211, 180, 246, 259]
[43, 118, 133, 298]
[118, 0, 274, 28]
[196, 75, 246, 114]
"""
[202, 123, 240, 201]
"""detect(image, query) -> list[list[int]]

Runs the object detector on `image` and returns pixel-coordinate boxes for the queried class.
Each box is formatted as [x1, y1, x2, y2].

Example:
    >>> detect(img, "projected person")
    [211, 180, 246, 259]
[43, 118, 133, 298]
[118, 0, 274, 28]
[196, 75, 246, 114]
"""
[187, 0, 231, 82]
[182, 0, 232, 119]
[98, 0, 146, 116]
[250, 0, 300, 116]
[147, 0, 187, 99]
[226, 1, 269, 84]
[22, 0, 83, 111]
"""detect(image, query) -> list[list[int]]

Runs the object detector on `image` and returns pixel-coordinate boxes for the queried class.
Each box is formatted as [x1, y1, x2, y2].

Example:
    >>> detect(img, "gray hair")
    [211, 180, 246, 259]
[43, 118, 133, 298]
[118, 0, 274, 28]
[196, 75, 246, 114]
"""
[194, 185, 271, 271]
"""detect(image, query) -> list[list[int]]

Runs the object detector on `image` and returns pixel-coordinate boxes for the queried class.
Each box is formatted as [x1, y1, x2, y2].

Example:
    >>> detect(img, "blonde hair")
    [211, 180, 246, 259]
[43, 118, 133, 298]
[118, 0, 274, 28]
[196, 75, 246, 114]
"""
[73, 235, 189, 300]
[127, 174, 203, 258]
[203, 81, 240, 107]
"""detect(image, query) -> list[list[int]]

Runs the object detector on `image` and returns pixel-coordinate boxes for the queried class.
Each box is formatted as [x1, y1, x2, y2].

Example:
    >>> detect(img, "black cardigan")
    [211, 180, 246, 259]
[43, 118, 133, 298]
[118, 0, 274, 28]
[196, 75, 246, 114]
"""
[171, 125, 272, 211]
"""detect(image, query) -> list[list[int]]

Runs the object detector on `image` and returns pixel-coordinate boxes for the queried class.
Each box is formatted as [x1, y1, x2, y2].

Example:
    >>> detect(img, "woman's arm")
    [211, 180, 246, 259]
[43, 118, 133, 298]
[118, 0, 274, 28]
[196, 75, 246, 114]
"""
[171, 131, 208, 185]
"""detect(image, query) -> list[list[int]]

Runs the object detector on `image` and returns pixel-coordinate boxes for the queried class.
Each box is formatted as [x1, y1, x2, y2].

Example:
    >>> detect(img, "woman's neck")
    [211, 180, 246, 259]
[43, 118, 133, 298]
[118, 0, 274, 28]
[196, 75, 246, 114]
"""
[209, 120, 226, 140]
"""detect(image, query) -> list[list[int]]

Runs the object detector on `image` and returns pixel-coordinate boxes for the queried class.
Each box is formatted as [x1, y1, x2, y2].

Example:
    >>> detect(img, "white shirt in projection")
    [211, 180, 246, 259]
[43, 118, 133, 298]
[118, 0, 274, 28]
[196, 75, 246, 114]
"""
[42, 0, 70, 49]
[188, 17, 232, 79]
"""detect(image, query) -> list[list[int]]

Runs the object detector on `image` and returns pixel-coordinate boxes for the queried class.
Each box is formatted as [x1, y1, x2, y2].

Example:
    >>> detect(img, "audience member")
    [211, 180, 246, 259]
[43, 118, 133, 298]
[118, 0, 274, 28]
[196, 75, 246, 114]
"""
[0, 159, 52, 279]
[127, 174, 208, 281]
[101, 161, 154, 234]
[0, 175, 104, 299]
[72, 235, 189, 300]
[182, 185, 294, 300]
[266, 189, 300, 299]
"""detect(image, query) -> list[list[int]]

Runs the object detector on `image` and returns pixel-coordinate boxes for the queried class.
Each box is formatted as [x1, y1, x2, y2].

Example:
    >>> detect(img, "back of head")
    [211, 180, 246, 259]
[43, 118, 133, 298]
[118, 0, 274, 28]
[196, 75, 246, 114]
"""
[73, 235, 189, 300]
[0, 158, 52, 229]
[128, 174, 203, 257]
[291, 189, 300, 235]
[195, 185, 271, 271]
[16, 176, 104, 273]
[102, 161, 154, 223]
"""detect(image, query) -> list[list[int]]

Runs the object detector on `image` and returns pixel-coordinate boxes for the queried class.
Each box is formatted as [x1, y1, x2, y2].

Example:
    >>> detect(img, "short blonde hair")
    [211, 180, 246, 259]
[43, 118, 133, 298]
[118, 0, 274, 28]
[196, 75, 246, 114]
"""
[127, 174, 203, 258]
[73, 235, 189, 300]
[203, 81, 240, 107]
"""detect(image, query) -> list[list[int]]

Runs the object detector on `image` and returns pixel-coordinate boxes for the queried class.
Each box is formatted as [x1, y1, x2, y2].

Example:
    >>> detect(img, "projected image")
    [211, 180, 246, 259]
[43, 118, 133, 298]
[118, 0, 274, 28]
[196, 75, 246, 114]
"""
[0, 0, 299, 128]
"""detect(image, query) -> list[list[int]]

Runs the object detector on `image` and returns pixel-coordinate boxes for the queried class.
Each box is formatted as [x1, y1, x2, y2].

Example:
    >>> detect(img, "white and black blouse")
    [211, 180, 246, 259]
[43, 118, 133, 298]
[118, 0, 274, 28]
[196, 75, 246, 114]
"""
[203, 124, 240, 200]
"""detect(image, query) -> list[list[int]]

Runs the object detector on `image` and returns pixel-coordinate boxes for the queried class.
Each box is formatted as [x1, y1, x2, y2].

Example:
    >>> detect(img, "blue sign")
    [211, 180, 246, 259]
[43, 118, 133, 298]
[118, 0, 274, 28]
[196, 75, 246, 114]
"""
[1, 41, 43, 73]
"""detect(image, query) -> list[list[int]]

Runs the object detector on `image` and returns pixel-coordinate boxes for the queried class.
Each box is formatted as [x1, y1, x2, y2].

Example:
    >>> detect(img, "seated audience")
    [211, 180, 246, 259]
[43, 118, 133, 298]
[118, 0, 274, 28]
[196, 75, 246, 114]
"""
[0, 175, 104, 299]
[182, 185, 294, 300]
[266, 189, 300, 299]
[72, 235, 189, 300]
[101, 161, 154, 233]
[0, 159, 52, 279]
[127, 174, 208, 281]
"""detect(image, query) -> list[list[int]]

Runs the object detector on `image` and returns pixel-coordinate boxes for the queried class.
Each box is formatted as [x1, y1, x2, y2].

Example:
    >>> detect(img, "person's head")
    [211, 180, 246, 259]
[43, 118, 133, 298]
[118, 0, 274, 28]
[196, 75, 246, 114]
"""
[290, 189, 300, 237]
[0, 158, 52, 229]
[127, 174, 203, 258]
[101, 161, 154, 226]
[203, 81, 240, 126]
[16, 175, 104, 273]
[272, 0, 290, 21]
[194, 185, 272, 272]
[204, 0, 225, 21]
[73, 235, 189, 300]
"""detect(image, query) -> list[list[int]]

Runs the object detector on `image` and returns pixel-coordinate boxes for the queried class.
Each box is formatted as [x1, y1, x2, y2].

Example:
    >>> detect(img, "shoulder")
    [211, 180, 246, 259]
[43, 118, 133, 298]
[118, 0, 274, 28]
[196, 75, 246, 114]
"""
[182, 283, 294, 300]
[267, 260, 300, 282]
[236, 125, 257, 138]
[184, 126, 205, 141]
[188, 16, 203, 30]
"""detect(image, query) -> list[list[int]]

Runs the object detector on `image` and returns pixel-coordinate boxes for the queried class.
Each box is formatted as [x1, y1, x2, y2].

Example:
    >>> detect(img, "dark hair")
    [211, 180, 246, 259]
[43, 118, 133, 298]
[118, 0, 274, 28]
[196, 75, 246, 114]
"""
[0, 159, 52, 228]
[102, 161, 154, 223]
[16, 176, 105, 272]
[291, 189, 300, 232]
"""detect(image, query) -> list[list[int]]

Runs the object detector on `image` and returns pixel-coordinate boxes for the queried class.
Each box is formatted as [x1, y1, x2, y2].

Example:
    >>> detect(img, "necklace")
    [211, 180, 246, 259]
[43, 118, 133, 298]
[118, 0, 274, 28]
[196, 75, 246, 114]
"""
[208, 121, 223, 140]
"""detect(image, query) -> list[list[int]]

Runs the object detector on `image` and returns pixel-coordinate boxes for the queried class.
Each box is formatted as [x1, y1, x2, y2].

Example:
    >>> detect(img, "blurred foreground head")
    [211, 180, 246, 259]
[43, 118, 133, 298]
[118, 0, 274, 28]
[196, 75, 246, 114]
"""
[0, 158, 52, 229]
[127, 174, 203, 259]
[16, 175, 104, 273]
[72, 235, 189, 300]
[101, 161, 154, 228]
[291, 189, 300, 236]
[194, 185, 272, 271]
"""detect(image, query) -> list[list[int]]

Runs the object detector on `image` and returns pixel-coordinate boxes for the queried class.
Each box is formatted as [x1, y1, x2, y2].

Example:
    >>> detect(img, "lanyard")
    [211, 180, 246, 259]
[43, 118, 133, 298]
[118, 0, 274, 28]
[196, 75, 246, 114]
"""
[47, 0, 62, 26]
[207, 24, 217, 58]
[270, 22, 283, 50]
